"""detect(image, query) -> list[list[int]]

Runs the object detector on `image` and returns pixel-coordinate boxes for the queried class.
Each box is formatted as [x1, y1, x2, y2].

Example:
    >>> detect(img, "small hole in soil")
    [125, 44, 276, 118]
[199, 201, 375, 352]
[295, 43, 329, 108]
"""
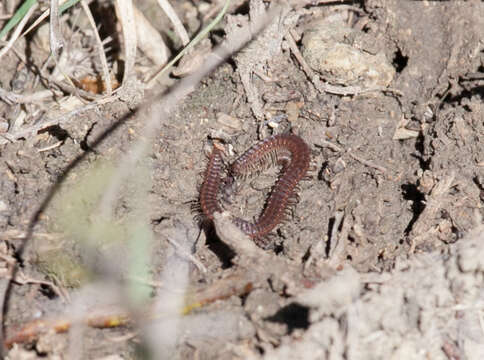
[266, 303, 310, 333]
[273, 242, 284, 255]
[393, 48, 408, 73]
[412, 137, 431, 171]
[39, 284, 58, 299]
[401, 183, 426, 234]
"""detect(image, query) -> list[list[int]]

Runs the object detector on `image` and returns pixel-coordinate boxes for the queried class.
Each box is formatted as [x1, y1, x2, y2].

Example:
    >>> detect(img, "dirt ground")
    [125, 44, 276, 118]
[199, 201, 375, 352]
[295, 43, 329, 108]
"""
[0, 0, 483, 359]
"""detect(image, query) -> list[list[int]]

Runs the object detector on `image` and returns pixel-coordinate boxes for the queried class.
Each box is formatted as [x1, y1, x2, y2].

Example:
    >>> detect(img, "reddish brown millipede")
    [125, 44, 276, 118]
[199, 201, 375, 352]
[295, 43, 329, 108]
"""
[199, 133, 311, 247]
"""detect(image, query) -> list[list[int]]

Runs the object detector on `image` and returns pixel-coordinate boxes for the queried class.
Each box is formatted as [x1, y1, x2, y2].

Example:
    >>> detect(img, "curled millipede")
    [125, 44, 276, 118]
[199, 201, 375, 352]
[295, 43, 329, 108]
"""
[199, 134, 311, 246]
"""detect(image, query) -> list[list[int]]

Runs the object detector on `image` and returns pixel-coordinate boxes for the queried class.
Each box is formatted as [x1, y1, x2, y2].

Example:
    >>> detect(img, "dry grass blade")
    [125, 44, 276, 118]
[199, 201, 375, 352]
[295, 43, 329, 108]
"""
[133, 5, 169, 67]
[156, 0, 189, 46]
[147, 0, 231, 87]
[0, 87, 59, 104]
[19, 0, 79, 39]
[49, 0, 64, 58]
[80, 0, 112, 95]
[115, 0, 137, 87]
[0, 2, 38, 60]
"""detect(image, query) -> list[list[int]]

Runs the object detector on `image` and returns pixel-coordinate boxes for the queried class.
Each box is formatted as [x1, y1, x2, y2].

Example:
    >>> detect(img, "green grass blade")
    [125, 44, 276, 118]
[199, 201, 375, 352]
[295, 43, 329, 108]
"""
[0, 0, 81, 41]
[0, 0, 37, 41]
[59, 0, 81, 14]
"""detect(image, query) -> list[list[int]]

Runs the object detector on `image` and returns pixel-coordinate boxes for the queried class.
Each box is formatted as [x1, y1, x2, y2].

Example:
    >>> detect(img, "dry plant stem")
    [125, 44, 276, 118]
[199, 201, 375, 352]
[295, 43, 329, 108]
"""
[0, 87, 60, 105]
[115, 0, 137, 87]
[13, 272, 69, 303]
[165, 237, 207, 273]
[37, 140, 63, 152]
[147, 0, 231, 87]
[319, 139, 343, 153]
[21, 0, 70, 39]
[81, 0, 112, 95]
[156, 0, 189, 46]
[0, 2, 38, 60]
[49, 0, 64, 58]
[348, 152, 387, 173]
[4, 307, 132, 349]
[286, 29, 314, 77]
[125, 275, 163, 289]
[0, 230, 59, 241]
[133, 6, 169, 67]
[183, 272, 254, 313]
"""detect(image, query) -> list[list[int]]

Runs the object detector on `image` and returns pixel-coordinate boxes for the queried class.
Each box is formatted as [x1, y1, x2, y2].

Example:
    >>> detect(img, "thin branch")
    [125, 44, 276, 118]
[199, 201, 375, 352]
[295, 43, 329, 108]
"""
[165, 237, 207, 273]
[348, 152, 387, 173]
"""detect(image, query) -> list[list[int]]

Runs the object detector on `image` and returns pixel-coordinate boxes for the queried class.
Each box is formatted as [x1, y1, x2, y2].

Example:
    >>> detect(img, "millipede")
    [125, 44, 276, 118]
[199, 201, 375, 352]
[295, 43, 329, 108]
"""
[199, 133, 311, 248]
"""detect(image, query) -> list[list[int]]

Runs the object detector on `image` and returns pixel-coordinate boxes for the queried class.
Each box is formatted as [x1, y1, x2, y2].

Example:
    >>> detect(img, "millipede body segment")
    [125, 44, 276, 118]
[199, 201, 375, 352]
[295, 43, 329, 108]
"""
[199, 134, 311, 243]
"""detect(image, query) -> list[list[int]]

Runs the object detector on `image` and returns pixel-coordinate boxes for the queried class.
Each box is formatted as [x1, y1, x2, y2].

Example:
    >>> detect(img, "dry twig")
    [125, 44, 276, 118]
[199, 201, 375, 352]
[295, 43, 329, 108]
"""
[165, 237, 207, 273]
[348, 152, 387, 174]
